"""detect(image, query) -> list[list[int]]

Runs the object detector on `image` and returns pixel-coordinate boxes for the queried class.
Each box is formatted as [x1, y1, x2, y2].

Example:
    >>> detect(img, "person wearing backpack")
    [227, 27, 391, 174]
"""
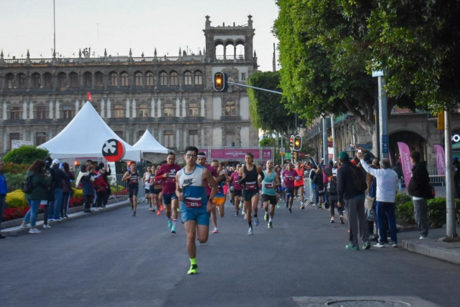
[337, 151, 371, 251]
[0, 160, 7, 239]
[93, 166, 108, 210]
[327, 170, 343, 224]
[49, 159, 69, 221]
[20, 160, 52, 234]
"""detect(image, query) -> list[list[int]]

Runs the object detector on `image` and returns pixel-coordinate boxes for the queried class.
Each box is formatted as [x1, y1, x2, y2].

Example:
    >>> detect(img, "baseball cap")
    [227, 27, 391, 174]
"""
[52, 159, 60, 165]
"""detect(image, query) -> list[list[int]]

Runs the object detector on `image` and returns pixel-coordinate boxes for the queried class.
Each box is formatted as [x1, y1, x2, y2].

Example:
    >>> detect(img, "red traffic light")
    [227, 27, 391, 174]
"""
[213, 72, 226, 91]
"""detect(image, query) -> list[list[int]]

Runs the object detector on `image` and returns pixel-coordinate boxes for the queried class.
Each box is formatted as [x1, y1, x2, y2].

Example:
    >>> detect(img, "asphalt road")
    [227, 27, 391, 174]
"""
[1, 198, 459, 307]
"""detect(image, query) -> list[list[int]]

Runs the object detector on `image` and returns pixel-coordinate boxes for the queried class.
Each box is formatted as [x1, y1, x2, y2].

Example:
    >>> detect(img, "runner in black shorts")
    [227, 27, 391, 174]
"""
[122, 161, 140, 216]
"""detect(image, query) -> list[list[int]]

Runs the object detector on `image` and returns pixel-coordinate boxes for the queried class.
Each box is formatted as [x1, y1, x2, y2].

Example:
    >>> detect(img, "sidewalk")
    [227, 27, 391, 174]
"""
[0, 198, 131, 237]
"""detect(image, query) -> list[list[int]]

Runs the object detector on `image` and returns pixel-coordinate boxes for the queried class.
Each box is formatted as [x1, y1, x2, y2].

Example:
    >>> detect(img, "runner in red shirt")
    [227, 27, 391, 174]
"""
[294, 162, 306, 209]
[231, 164, 243, 216]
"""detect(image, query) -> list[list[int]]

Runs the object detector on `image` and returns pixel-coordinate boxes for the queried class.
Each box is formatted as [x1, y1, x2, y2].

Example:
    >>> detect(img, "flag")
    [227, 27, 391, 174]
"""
[433, 144, 446, 176]
[87, 92, 92, 102]
[397, 142, 413, 188]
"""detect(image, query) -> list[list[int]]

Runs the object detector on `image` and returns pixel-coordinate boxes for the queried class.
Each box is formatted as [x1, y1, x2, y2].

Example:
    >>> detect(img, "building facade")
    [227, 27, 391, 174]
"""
[0, 15, 259, 155]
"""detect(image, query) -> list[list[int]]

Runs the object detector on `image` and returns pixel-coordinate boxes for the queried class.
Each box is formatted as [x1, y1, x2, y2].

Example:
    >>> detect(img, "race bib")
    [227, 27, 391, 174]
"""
[185, 197, 202, 208]
[245, 181, 257, 190]
[264, 183, 274, 189]
[165, 177, 175, 183]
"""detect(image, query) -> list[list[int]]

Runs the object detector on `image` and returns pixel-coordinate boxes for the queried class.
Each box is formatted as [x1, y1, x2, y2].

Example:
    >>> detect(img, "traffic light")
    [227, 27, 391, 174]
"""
[289, 135, 295, 151]
[293, 152, 298, 162]
[294, 135, 302, 151]
[437, 112, 444, 131]
[213, 72, 226, 92]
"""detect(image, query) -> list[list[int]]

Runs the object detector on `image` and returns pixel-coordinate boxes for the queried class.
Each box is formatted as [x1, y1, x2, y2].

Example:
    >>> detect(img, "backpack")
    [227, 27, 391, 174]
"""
[350, 164, 367, 192]
[93, 174, 107, 193]
[327, 181, 338, 196]
[21, 175, 35, 194]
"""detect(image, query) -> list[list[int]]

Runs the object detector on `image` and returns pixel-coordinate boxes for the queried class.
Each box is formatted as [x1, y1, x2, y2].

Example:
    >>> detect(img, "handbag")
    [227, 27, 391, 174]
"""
[364, 194, 376, 210]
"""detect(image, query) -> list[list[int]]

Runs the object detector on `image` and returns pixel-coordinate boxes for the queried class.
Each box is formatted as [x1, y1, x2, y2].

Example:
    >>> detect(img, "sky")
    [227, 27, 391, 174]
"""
[0, 0, 280, 71]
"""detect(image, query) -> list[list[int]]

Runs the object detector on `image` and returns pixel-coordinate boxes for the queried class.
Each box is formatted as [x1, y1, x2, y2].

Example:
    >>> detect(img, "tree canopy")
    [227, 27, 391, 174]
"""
[247, 71, 296, 136]
[3, 146, 49, 165]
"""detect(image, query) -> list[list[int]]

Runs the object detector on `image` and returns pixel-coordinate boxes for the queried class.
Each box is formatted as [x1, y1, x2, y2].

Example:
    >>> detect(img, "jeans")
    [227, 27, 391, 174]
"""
[345, 195, 369, 246]
[52, 188, 64, 219]
[376, 201, 398, 244]
[61, 192, 70, 217]
[0, 196, 5, 225]
[413, 198, 429, 237]
[23, 199, 41, 227]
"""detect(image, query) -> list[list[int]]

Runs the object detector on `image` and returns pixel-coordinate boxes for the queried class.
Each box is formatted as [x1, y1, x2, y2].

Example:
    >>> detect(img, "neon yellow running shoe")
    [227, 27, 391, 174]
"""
[187, 264, 198, 275]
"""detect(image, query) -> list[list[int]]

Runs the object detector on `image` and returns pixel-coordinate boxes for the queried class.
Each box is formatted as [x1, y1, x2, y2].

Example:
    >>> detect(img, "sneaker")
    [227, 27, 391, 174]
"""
[168, 220, 172, 231]
[374, 242, 385, 248]
[268, 222, 273, 229]
[235, 212, 239, 217]
[19, 223, 29, 229]
[64, 215, 69, 218]
[243, 213, 247, 220]
[330, 219, 335, 223]
[392, 242, 398, 248]
[264, 212, 269, 222]
[419, 235, 426, 240]
[160, 204, 165, 211]
[43, 224, 51, 229]
[254, 216, 259, 226]
[242, 208, 245, 215]
[300, 204, 305, 210]
[187, 264, 198, 275]
[213, 228, 219, 234]
[149, 207, 153, 211]
[289, 208, 292, 213]
[317, 205, 322, 209]
[55, 217, 63, 222]
[171, 225, 176, 234]
[363, 242, 371, 250]
[156, 210, 161, 216]
[133, 211, 136, 217]
[340, 216, 344, 224]
[277, 202, 281, 209]
[29, 228, 41, 234]
[152, 209, 155, 213]
[345, 244, 359, 251]
[247, 227, 253, 235]
[48, 218, 55, 222]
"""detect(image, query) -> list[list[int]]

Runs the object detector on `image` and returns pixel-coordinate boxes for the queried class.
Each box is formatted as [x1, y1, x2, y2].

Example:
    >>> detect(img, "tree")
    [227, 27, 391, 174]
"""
[3, 146, 49, 165]
[247, 71, 296, 136]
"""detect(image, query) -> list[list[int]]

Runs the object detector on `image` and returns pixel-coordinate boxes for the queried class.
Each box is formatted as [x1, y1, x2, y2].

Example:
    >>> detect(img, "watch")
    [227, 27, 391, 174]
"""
[209, 197, 214, 203]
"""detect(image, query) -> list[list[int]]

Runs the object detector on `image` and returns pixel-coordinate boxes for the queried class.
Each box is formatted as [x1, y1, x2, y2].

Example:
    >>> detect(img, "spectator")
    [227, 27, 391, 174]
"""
[98, 162, 112, 202]
[61, 162, 75, 218]
[93, 166, 108, 210]
[20, 160, 52, 234]
[43, 157, 55, 228]
[313, 165, 325, 208]
[0, 160, 7, 239]
[327, 170, 343, 224]
[393, 161, 403, 192]
[49, 159, 68, 221]
[453, 157, 460, 198]
[76, 165, 95, 213]
[358, 153, 399, 248]
[337, 151, 370, 250]
[408, 151, 430, 239]
[364, 158, 379, 241]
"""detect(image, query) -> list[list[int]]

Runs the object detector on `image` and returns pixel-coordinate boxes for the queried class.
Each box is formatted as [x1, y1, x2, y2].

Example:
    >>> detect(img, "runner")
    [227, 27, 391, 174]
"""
[283, 162, 298, 213]
[260, 160, 280, 228]
[295, 162, 306, 209]
[143, 166, 152, 211]
[176, 146, 217, 275]
[149, 166, 163, 215]
[197, 152, 219, 212]
[155, 153, 182, 233]
[122, 161, 140, 217]
[210, 160, 228, 233]
[239, 152, 264, 235]
[231, 164, 243, 216]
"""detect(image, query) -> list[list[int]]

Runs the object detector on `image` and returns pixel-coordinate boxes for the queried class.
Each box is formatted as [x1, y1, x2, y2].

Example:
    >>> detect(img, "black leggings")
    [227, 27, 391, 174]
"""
[96, 191, 108, 208]
[329, 196, 343, 217]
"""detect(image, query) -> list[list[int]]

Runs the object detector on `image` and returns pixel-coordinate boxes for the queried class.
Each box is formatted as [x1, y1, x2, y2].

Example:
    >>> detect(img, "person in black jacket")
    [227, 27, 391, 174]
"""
[337, 151, 371, 250]
[407, 151, 430, 239]
[49, 159, 69, 221]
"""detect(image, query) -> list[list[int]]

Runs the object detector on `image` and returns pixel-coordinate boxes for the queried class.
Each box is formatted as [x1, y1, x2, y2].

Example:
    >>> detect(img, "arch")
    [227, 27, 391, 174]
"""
[134, 71, 143, 86]
[94, 71, 104, 88]
[31, 72, 41, 89]
[224, 39, 235, 47]
[183, 71, 192, 86]
[194, 70, 203, 85]
[389, 130, 427, 164]
[159, 71, 168, 86]
[43, 72, 53, 88]
[225, 44, 235, 60]
[120, 71, 129, 86]
[57, 72, 67, 88]
[236, 44, 245, 60]
[69, 72, 78, 88]
[170, 71, 178, 86]
[17, 73, 27, 89]
[109, 71, 118, 87]
[5, 73, 15, 88]
[214, 40, 225, 47]
[145, 71, 154, 86]
[215, 44, 225, 60]
[83, 71, 92, 88]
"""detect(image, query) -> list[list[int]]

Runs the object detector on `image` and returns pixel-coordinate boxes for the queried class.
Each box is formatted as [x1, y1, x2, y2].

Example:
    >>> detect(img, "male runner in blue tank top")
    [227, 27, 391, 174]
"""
[176, 146, 217, 275]
[260, 160, 280, 228]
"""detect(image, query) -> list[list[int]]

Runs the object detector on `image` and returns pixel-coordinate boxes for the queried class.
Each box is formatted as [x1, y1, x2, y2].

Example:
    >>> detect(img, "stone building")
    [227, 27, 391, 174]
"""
[0, 15, 259, 156]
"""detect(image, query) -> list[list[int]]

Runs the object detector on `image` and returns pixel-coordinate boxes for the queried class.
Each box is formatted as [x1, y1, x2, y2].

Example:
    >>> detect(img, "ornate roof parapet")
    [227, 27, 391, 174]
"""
[26, 49, 30, 64]
[205, 15, 211, 29]
[248, 15, 253, 29]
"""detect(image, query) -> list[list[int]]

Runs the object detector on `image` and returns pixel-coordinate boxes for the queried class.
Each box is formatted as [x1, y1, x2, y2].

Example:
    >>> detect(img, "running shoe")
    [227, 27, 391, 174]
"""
[340, 216, 344, 224]
[247, 227, 253, 235]
[19, 223, 29, 229]
[149, 207, 153, 211]
[345, 244, 359, 251]
[242, 208, 245, 215]
[213, 228, 219, 234]
[152, 209, 156, 213]
[300, 204, 305, 210]
[277, 202, 281, 209]
[235, 211, 239, 216]
[187, 264, 198, 275]
[330, 218, 335, 223]
[243, 213, 247, 220]
[264, 212, 269, 222]
[160, 204, 165, 211]
[133, 211, 136, 217]
[171, 225, 176, 234]
[268, 222, 273, 229]
[392, 242, 398, 248]
[289, 208, 292, 213]
[43, 224, 51, 229]
[317, 205, 322, 209]
[156, 210, 161, 216]
[374, 242, 385, 248]
[168, 220, 172, 231]
[254, 216, 259, 226]
[29, 228, 41, 234]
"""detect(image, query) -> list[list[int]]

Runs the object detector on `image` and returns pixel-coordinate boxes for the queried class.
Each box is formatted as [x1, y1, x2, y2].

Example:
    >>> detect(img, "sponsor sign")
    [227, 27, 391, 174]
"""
[102, 139, 125, 162]
[211, 149, 259, 160]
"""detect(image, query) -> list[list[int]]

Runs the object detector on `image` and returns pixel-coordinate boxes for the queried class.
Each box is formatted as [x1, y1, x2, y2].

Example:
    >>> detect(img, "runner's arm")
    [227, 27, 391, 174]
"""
[154, 168, 166, 180]
[121, 171, 130, 182]
[175, 174, 183, 201]
[275, 173, 281, 187]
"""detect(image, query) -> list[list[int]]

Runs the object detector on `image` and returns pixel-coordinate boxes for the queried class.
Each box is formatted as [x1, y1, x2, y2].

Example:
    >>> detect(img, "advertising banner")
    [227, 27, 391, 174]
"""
[262, 149, 272, 160]
[211, 149, 260, 160]
[433, 144, 446, 175]
[397, 142, 413, 188]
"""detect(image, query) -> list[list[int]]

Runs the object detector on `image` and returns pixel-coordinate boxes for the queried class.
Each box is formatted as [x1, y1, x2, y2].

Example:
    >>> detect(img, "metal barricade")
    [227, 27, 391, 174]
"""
[109, 174, 146, 202]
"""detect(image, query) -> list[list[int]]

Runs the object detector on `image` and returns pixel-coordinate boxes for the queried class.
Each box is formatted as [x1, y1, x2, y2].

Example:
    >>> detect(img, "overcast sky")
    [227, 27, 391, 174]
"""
[0, 0, 279, 71]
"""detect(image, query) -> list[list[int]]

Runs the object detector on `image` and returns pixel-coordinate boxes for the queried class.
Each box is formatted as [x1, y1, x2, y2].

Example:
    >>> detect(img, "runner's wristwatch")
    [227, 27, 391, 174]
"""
[208, 197, 214, 203]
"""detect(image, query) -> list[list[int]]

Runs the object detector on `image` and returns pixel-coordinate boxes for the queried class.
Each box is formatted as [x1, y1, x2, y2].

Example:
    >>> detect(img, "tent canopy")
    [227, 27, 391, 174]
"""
[39, 101, 140, 161]
[133, 129, 169, 154]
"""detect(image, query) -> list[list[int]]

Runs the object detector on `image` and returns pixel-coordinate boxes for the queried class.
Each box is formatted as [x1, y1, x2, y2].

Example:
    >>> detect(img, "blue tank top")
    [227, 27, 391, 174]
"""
[177, 165, 207, 208]
[262, 171, 277, 196]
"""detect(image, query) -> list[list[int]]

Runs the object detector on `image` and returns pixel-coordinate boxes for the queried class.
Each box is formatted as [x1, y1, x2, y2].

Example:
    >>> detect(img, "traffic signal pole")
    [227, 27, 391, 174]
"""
[227, 81, 283, 95]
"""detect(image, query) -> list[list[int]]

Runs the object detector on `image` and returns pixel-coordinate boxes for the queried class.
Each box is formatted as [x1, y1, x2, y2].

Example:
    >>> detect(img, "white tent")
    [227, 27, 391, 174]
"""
[133, 129, 169, 154]
[39, 101, 140, 161]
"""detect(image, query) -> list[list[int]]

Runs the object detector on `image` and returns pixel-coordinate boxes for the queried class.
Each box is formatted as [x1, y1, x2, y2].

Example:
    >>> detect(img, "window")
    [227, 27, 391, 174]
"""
[170, 71, 178, 86]
[164, 130, 174, 148]
[5, 74, 15, 88]
[95, 72, 103, 89]
[9, 133, 20, 150]
[139, 104, 149, 117]
[184, 71, 192, 85]
[164, 103, 174, 117]
[188, 103, 199, 116]
[194, 71, 203, 85]
[225, 101, 237, 116]
[43, 73, 52, 88]
[62, 105, 73, 119]
[160, 71, 167, 86]
[83, 72, 92, 87]
[241, 73, 246, 81]
[58, 73, 67, 88]
[32, 73, 41, 88]
[36, 132, 47, 146]
[18, 74, 26, 89]
[189, 130, 198, 147]
[135, 72, 143, 86]
[146, 72, 154, 86]
[110, 72, 118, 86]
[36, 106, 47, 119]
[10, 107, 20, 120]
[226, 131, 236, 146]
[114, 105, 125, 118]
[114, 131, 124, 139]
[69, 72, 78, 87]
[120, 72, 129, 86]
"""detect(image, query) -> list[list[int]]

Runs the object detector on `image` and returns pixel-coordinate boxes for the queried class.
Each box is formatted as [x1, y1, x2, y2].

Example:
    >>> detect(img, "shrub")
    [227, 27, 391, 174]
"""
[5, 189, 28, 208]
[5, 173, 26, 192]
[395, 193, 412, 206]
[3, 146, 49, 165]
[3, 162, 29, 174]
[396, 201, 415, 225]
[3, 207, 29, 222]
[72, 188, 83, 199]
[69, 197, 84, 207]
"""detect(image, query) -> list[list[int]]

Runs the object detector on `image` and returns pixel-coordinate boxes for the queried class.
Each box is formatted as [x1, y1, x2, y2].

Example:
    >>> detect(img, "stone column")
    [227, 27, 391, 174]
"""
[201, 127, 205, 147]
[200, 98, 205, 117]
[157, 98, 162, 117]
[49, 101, 54, 119]
[3, 102, 7, 120]
[151, 97, 155, 118]
[132, 98, 137, 118]
[55, 100, 60, 119]
[101, 99, 105, 118]
[175, 98, 180, 117]
[22, 101, 27, 119]
[107, 99, 112, 118]
[182, 98, 186, 117]
[29, 101, 34, 119]
[126, 98, 130, 118]
[176, 129, 180, 149]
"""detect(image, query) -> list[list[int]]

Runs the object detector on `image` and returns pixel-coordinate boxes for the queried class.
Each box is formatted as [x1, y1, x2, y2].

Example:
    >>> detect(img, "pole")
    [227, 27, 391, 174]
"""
[331, 115, 336, 162]
[53, 0, 56, 56]
[322, 117, 328, 163]
[378, 75, 389, 159]
[227, 81, 282, 95]
[281, 134, 284, 165]
[445, 111, 458, 238]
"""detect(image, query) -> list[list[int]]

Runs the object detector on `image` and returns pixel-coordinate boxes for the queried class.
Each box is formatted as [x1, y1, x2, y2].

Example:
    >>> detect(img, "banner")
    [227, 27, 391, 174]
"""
[211, 149, 260, 160]
[433, 144, 446, 175]
[262, 149, 272, 160]
[397, 142, 413, 188]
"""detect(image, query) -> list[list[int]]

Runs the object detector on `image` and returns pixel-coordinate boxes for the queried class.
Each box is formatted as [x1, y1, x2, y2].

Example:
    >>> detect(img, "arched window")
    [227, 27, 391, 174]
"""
[57, 72, 67, 88]
[184, 71, 192, 85]
[17, 73, 27, 89]
[159, 71, 167, 86]
[188, 102, 199, 116]
[236, 43, 245, 60]
[43, 73, 53, 88]
[83, 72, 92, 87]
[31, 73, 41, 89]
[170, 71, 178, 86]
[114, 105, 125, 118]
[146, 71, 154, 86]
[95, 72, 103, 89]
[134, 72, 143, 86]
[120, 72, 129, 86]
[194, 71, 203, 85]
[139, 104, 149, 117]
[215, 42, 225, 60]
[69, 72, 78, 87]
[5, 73, 15, 88]
[110, 72, 118, 86]
[225, 42, 235, 60]
[225, 101, 237, 116]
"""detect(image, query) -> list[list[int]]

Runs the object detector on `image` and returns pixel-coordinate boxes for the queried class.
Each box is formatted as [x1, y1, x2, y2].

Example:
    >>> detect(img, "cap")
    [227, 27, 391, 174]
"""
[338, 151, 349, 161]
[52, 159, 60, 165]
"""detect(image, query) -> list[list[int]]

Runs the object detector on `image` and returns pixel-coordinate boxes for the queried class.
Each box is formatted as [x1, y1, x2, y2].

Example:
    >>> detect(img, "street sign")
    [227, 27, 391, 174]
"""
[285, 152, 292, 159]
[382, 135, 389, 154]
[102, 139, 125, 162]
[280, 147, 285, 154]
[372, 70, 384, 77]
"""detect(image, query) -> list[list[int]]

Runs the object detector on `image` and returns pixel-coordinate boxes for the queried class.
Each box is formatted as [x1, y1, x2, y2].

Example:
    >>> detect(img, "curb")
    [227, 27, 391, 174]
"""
[401, 239, 460, 265]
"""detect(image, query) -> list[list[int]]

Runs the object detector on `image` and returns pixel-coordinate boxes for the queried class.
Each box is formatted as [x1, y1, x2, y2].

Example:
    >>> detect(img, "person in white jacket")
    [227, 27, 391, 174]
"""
[357, 152, 399, 248]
